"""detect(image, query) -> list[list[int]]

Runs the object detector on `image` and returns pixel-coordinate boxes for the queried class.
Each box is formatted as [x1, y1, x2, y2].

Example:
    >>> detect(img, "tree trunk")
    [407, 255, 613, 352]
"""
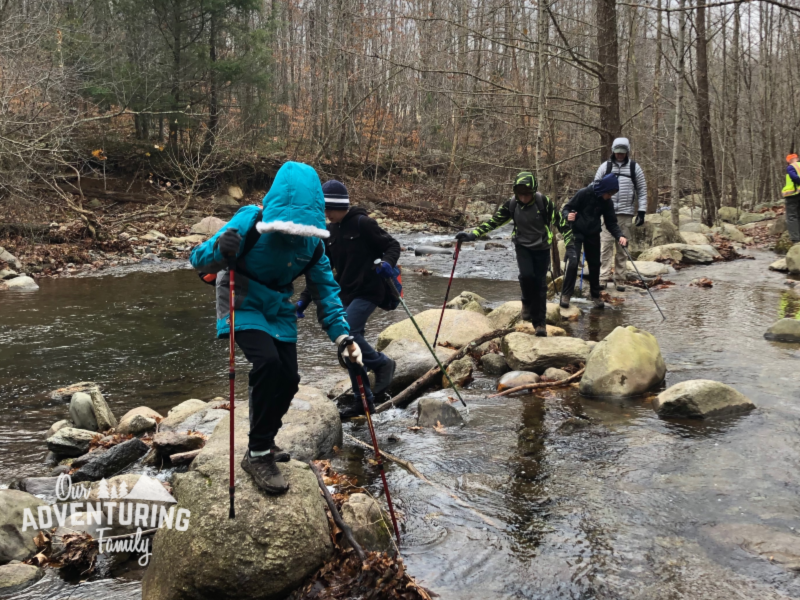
[669, 0, 687, 227]
[204, 10, 219, 153]
[696, 0, 720, 226]
[649, 0, 662, 213]
[725, 6, 741, 207]
[596, 0, 621, 155]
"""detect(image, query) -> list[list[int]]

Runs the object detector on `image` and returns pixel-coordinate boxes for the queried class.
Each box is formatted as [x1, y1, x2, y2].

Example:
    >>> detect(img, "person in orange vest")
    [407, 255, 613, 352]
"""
[782, 154, 800, 243]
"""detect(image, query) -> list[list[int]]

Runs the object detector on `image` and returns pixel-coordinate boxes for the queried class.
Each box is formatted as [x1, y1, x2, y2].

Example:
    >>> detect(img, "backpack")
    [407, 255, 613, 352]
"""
[198, 210, 325, 292]
[605, 159, 639, 196]
[356, 215, 403, 311]
[508, 192, 549, 226]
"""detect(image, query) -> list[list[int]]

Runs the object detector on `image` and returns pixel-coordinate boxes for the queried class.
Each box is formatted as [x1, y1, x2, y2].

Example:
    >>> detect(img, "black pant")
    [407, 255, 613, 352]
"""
[562, 234, 602, 299]
[515, 245, 551, 327]
[235, 329, 300, 452]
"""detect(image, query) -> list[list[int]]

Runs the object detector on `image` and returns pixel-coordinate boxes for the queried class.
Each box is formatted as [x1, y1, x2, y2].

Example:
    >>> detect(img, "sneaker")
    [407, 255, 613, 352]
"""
[615, 283, 626, 292]
[241, 450, 289, 494]
[592, 297, 605, 309]
[270, 444, 290, 463]
[559, 295, 570, 309]
[534, 324, 547, 337]
[373, 357, 396, 398]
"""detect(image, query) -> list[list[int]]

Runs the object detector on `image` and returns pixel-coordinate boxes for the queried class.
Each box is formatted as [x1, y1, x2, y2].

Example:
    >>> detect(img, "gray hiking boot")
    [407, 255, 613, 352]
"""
[592, 297, 605, 309]
[241, 450, 289, 494]
[559, 295, 570, 309]
[615, 283, 626, 292]
[270, 444, 290, 463]
[534, 324, 547, 337]
[373, 357, 396, 398]
[520, 303, 533, 322]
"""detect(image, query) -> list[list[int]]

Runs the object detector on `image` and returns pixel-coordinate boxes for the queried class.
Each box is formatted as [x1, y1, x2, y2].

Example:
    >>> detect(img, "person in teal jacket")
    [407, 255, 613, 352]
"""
[190, 161, 361, 495]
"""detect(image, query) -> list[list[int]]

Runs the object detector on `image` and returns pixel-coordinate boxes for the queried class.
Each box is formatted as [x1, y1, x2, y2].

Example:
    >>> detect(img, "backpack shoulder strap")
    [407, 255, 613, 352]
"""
[629, 160, 638, 195]
[508, 197, 517, 220]
[294, 240, 324, 283]
[605, 160, 613, 176]
[534, 192, 549, 223]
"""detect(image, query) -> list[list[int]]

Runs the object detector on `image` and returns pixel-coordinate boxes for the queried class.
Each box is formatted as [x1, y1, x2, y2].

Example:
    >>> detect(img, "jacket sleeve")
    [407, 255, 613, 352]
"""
[548, 197, 574, 247]
[635, 163, 648, 212]
[304, 252, 349, 342]
[359, 217, 401, 267]
[602, 201, 625, 240]
[561, 189, 583, 222]
[190, 206, 259, 273]
[789, 165, 800, 186]
[594, 162, 607, 183]
[471, 198, 513, 237]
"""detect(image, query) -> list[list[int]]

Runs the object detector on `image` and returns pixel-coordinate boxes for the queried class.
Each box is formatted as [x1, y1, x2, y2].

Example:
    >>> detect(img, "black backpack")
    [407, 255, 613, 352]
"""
[605, 159, 639, 196]
[508, 192, 550, 225]
[198, 210, 325, 293]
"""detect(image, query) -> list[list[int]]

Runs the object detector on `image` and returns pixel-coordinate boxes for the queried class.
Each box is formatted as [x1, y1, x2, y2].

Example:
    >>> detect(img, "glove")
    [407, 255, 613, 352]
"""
[565, 245, 578, 268]
[295, 299, 309, 319]
[217, 229, 242, 258]
[335, 334, 363, 366]
[455, 231, 477, 242]
[375, 261, 394, 279]
[635, 211, 645, 227]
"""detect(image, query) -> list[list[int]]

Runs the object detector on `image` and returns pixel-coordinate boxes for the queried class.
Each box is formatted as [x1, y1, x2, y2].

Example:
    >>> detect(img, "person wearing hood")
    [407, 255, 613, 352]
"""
[782, 154, 800, 243]
[297, 180, 401, 415]
[454, 171, 575, 336]
[190, 162, 358, 495]
[593, 138, 648, 291]
[560, 174, 628, 309]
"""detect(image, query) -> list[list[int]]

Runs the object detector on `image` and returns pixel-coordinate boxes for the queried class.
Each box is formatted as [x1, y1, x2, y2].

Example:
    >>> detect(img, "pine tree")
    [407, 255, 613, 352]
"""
[118, 481, 129, 498]
[110, 485, 118, 499]
[97, 478, 110, 499]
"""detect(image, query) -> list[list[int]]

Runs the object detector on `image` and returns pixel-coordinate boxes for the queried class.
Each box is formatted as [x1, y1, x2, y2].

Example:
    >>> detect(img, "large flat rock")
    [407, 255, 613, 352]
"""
[502, 333, 589, 374]
[376, 308, 494, 351]
[653, 379, 755, 419]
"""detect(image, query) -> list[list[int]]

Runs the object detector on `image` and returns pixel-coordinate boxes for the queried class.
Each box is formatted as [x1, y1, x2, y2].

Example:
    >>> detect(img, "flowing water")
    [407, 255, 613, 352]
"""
[1, 233, 799, 599]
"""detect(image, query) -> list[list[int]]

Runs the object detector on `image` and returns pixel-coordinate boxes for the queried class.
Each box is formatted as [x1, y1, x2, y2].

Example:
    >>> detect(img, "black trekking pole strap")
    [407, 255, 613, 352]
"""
[620, 244, 667, 322]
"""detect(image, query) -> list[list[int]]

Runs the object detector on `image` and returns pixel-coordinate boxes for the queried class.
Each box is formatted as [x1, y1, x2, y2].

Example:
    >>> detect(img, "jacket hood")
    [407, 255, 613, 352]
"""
[513, 171, 538, 194]
[256, 161, 330, 238]
[611, 137, 631, 156]
[343, 206, 369, 220]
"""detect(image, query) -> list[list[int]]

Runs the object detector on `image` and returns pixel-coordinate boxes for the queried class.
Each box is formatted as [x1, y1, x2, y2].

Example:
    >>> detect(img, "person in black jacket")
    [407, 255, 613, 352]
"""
[298, 180, 400, 413]
[560, 174, 628, 309]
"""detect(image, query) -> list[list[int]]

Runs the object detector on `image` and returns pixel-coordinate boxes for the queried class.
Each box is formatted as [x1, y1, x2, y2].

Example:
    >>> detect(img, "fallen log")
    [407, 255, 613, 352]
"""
[169, 449, 201, 465]
[488, 367, 585, 398]
[309, 461, 367, 562]
[374, 327, 513, 413]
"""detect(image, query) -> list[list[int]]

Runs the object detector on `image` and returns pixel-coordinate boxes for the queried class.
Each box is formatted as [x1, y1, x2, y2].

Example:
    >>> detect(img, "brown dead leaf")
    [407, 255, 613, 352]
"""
[407, 426, 422, 432]
[433, 421, 446, 434]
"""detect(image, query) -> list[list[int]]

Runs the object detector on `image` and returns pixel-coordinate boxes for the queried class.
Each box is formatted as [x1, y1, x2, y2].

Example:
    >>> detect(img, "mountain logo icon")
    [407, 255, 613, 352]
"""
[122, 475, 177, 503]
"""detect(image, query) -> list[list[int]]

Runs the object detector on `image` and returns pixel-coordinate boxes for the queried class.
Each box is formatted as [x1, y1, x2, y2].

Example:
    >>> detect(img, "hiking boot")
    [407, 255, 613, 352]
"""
[270, 444, 290, 463]
[339, 400, 376, 420]
[373, 357, 396, 398]
[592, 297, 605, 309]
[520, 303, 533, 322]
[559, 295, 570, 309]
[241, 450, 289, 494]
[615, 283, 626, 292]
[534, 324, 547, 337]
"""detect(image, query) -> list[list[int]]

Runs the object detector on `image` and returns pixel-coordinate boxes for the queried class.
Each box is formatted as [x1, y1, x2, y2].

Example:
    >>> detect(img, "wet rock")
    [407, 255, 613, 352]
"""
[653, 379, 755, 419]
[444, 356, 473, 388]
[497, 371, 540, 391]
[228, 185, 244, 200]
[71, 447, 108, 468]
[543, 367, 570, 381]
[704, 523, 800, 572]
[159, 399, 207, 429]
[0, 246, 21, 270]
[341, 493, 393, 553]
[0, 268, 17, 280]
[559, 304, 582, 321]
[638, 243, 717, 264]
[446, 291, 489, 312]
[628, 214, 683, 254]
[142, 399, 334, 600]
[14, 477, 59, 499]
[580, 326, 666, 397]
[88, 389, 116, 431]
[71, 438, 150, 482]
[484, 242, 506, 250]
[0, 276, 39, 291]
[769, 258, 788, 272]
[0, 490, 46, 562]
[680, 222, 711, 234]
[46, 419, 70, 438]
[680, 231, 710, 246]
[486, 301, 522, 329]
[117, 406, 162, 435]
[0, 563, 44, 595]
[381, 340, 457, 393]
[46, 427, 97, 457]
[513, 322, 567, 337]
[558, 417, 591, 433]
[69, 392, 98, 431]
[190, 216, 226, 236]
[166, 406, 228, 437]
[545, 303, 563, 325]
[50, 465, 70, 476]
[786, 244, 800, 274]
[417, 398, 464, 427]
[625, 261, 672, 278]
[414, 245, 453, 256]
[502, 333, 589, 374]
[481, 354, 509, 376]
[764, 318, 800, 343]
[152, 432, 205, 457]
[272, 387, 342, 461]
[377, 309, 494, 351]
[718, 206, 740, 222]
[738, 211, 775, 225]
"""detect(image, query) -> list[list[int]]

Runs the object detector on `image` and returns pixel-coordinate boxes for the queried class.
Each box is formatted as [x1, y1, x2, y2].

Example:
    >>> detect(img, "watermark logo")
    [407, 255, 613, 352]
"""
[21, 474, 189, 566]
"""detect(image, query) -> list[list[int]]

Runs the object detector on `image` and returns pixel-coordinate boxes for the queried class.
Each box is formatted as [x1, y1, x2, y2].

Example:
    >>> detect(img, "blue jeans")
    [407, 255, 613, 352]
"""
[344, 299, 390, 372]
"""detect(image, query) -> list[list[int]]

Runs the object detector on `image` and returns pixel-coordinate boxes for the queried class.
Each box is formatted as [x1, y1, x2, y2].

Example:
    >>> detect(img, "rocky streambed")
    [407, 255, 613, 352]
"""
[1, 224, 800, 599]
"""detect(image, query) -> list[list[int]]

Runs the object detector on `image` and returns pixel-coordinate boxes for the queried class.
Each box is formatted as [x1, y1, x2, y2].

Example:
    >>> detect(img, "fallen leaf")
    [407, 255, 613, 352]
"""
[433, 421, 446, 434]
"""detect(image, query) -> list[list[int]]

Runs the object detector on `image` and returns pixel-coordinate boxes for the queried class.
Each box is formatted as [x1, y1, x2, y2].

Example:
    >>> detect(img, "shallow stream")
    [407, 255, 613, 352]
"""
[1, 232, 799, 599]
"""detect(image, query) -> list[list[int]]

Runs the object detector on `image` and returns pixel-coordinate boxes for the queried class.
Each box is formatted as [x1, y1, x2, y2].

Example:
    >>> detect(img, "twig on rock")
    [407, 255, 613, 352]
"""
[488, 367, 585, 398]
[309, 461, 367, 562]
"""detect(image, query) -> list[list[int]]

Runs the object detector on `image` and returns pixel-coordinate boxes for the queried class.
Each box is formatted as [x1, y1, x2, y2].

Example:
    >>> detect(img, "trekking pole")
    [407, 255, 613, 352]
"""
[579, 251, 586, 293]
[619, 243, 667, 322]
[433, 240, 462, 349]
[347, 361, 402, 546]
[227, 260, 237, 519]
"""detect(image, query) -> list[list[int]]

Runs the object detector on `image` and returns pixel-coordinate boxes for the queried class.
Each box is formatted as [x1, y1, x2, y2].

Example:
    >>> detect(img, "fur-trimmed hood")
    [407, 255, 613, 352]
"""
[256, 161, 330, 239]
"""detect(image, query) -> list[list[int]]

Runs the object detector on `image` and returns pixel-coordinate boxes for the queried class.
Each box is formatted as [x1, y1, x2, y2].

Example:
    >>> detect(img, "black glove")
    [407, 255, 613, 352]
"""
[635, 211, 645, 227]
[565, 245, 578, 268]
[455, 231, 477, 242]
[217, 229, 242, 258]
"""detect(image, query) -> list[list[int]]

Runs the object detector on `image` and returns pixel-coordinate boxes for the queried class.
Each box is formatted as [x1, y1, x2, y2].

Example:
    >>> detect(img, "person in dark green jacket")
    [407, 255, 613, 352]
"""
[455, 172, 575, 336]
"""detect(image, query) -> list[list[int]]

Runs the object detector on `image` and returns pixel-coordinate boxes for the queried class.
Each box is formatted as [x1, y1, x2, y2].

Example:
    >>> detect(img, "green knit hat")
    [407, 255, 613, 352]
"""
[513, 171, 537, 194]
